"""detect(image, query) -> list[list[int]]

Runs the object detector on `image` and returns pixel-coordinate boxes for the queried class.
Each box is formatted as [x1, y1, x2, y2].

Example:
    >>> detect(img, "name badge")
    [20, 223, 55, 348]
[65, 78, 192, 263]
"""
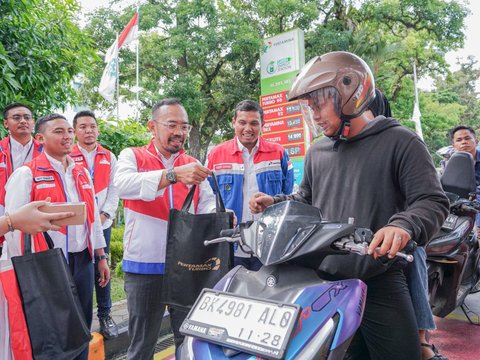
[34, 176, 55, 182]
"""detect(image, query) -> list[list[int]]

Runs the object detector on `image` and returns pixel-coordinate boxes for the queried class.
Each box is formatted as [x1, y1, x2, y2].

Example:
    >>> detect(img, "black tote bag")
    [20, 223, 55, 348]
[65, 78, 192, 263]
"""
[11, 233, 91, 360]
[162, 175, 234, 311]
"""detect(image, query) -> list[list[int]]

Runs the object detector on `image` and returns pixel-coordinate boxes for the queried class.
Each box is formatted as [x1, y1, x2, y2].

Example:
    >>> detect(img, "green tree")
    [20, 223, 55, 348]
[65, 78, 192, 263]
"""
[0, 0, 97, 114]
[81, 0, 469, 159]
[98, 118, 150, 157]
[434, 56, 480, 130]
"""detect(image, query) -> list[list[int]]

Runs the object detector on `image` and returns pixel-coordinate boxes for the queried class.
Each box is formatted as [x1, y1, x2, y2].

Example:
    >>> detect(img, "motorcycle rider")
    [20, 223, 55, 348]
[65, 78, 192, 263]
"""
[250, 51, 449, 359]
[449, 125, 480, 238]
[368, 89, 446, 360]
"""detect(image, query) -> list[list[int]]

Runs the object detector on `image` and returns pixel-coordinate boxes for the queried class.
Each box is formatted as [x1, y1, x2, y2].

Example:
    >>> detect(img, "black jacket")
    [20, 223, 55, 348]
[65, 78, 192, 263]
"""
[276, 116, 449, 279]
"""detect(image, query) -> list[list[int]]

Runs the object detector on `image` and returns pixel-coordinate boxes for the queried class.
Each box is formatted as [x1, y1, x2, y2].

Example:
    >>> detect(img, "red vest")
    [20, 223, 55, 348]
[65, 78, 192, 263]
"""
[26, 152, 96, 256]
[123, 141, 200, 219]
[69, 144, 112, 194]
[0, 136, 42, 245]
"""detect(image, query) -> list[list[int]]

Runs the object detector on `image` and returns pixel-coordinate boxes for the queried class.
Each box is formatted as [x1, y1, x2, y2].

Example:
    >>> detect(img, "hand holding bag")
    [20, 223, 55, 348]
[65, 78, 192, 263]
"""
[162, 174, 234, 311]
[11, 233, 91, 360]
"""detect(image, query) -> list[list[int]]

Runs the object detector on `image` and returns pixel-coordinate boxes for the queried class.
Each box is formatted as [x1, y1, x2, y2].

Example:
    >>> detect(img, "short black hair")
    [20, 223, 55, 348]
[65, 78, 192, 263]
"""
[449, 125, 476, 143]
[368, 89, 392, 117]
[152, 98, 184, 118]
[3, 102, 34, 120]
[73, 110, 97, 128]
[234, 100, 264, 122]
[307, 87, 342, 117]
[35, 113, 67, 133]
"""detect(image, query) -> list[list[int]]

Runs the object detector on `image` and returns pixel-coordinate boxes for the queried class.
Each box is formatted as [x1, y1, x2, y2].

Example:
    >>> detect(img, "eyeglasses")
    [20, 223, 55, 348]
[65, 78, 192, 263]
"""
[156, 121, 193, 134]
[7, 114, 33, 122]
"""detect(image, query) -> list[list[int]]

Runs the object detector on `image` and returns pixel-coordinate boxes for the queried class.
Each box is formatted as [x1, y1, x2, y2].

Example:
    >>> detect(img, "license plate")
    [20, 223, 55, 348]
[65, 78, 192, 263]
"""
[180, 289, 300, 359]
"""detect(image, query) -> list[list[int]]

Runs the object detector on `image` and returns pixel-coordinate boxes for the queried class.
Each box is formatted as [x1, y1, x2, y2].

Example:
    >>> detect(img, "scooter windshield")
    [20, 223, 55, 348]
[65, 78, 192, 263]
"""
[243, 201, 322, 265]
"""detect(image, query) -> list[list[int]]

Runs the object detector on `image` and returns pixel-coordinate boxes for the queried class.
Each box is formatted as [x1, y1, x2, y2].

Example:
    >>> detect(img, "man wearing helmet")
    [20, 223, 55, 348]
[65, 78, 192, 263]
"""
[250, 52, 449, 359]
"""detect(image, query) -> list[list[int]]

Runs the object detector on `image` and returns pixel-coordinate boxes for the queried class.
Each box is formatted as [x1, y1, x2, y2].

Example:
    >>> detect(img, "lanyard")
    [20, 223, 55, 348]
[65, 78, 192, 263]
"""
[168, 184, 174, 209]
[9, 138, 34, 171]
[88, 163, 94, 185]
[84, 151, 95, 185]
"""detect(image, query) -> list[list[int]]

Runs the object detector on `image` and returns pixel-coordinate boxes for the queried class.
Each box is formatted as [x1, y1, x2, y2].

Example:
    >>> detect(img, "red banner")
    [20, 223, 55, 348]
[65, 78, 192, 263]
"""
[263, 130, 304, 145]
[260, 91, 288, 107]
[263, 102, 302, 121]
[263, 116, 303, 134]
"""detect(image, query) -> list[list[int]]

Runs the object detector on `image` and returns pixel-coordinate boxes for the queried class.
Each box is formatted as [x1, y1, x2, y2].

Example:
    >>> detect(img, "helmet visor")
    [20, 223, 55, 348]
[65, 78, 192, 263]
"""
[299, 99, 320, 137]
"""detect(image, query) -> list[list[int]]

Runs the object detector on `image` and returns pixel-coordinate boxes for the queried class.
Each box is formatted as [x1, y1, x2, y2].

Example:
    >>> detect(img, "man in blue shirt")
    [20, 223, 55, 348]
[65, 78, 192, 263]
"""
[206, 100, 294, 270]
[449, 125, 480, 235]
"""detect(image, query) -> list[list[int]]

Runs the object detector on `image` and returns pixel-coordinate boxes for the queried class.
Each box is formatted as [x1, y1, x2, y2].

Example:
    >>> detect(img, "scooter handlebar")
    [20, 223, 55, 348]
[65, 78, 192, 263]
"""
[334, 239, 414, 262]
[219, 228, 239, 237]
[204, 228, 241, 246]
[459, 203, 480, 213]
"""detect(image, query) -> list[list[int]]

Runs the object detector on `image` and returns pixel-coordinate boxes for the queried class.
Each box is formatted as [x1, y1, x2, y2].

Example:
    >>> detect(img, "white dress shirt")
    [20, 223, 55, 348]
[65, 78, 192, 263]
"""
[9, 136, 34, 171]
[4, 152, 105, 254]
[115, 146, 216, 214]
[236, 137, 260, 258]
[237, 137, 260, 222]
[77, 144, 119, 229]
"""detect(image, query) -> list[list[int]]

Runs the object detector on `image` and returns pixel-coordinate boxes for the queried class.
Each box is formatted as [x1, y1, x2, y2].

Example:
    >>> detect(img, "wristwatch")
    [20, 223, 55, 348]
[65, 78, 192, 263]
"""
[100, 211, 111, 219]
[95, 254, 109, 261]
[166, 168, 177, 184]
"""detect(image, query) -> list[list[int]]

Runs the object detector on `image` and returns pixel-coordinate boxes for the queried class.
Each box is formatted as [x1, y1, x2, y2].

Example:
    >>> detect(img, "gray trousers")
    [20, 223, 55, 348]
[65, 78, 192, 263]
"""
[124, 272, 166, 360]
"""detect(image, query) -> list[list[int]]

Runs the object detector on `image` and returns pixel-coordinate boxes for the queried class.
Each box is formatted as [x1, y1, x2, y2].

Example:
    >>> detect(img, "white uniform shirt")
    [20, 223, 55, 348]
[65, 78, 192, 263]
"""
[9, 136, 34, 171]
[237, 137, 260, 223]
[4, 152, 105, 254]
[115, 147, 216, 214]
[77, 144, 119, 229]
[236, 137, 260, 258]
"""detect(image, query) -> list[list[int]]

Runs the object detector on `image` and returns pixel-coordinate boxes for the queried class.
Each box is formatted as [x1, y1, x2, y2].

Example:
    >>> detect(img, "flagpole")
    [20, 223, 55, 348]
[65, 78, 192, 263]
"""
[136, 4, 140, 120]
[411, 58, 424, 140]
[116, 32, 120, 123]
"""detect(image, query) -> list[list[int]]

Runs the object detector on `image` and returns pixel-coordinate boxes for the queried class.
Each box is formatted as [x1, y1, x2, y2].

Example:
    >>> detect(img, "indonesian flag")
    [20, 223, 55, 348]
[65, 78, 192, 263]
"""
[99, 12, 139, 102]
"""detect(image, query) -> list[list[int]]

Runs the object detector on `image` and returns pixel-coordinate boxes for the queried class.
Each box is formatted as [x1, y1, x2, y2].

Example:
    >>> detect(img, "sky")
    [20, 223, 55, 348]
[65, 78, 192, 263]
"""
[445, 1, 480, 71]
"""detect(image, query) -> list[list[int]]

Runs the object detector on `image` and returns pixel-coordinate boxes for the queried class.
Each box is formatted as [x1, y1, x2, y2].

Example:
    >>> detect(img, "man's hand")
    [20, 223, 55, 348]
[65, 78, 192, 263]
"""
[249, 192, 274, 214]
[176, 163, 211, 185]
[368, 226, 411, 259]
[97, 259, 110, 288]
[100, 213, 108, 225]
[225, 208, 238, 227]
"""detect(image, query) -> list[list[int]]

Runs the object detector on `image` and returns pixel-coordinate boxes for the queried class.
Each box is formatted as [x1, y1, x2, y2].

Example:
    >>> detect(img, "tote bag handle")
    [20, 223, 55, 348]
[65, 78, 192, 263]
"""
[23, 232, 55, 255]
[181, 173, 226, 213]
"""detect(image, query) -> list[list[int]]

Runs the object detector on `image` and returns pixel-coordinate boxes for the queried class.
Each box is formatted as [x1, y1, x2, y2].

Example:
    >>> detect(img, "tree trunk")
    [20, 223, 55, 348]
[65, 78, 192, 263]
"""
[188, 126, 201, 160]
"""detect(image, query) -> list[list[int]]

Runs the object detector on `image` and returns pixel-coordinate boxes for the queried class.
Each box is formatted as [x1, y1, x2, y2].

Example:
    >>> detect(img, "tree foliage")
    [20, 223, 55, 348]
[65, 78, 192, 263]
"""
[81, 0, 471, 160]
[98, 118, 150, 157]
[0, 0, 97, 114]
[433, 56, 480, 130]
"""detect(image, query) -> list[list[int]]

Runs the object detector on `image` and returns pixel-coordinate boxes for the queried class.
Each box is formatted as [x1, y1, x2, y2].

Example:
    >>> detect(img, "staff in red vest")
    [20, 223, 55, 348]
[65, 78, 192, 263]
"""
[71, 110, 119, 339]
[114, 98, 216, 359]
[2, 114, 109, 360]
[0, 103, 43, 253]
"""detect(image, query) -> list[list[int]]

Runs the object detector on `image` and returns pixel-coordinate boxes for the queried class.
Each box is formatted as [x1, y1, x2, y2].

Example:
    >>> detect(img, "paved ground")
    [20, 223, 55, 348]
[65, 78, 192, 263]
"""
[91, 299, 129, 333]
[429, 291, 480, 360]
